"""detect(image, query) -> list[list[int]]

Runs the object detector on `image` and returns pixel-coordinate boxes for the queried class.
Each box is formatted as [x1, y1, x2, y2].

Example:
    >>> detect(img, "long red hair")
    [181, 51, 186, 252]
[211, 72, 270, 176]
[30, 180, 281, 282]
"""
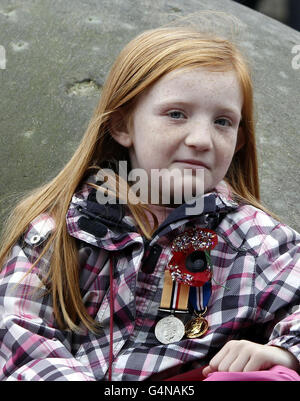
[0, 27, 273, 332]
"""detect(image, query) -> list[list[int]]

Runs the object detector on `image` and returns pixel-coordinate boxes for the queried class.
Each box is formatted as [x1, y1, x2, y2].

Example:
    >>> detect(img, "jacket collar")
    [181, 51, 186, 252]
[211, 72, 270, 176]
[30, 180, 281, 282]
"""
[66, 173, 239, 250]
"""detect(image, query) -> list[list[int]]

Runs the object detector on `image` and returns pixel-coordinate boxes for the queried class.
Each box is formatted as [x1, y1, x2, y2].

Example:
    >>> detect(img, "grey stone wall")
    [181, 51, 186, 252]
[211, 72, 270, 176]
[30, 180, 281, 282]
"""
[0, 0, 299, 231]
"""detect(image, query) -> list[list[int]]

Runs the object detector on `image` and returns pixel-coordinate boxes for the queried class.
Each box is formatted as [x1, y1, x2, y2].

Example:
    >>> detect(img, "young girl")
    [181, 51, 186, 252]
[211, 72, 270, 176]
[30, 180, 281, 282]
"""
[0, 26, 299, 381]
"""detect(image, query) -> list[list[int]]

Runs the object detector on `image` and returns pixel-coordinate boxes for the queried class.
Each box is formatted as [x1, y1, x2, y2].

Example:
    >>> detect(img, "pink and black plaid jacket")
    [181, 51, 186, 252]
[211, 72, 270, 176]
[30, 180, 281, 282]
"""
[0, 174, 299, 381]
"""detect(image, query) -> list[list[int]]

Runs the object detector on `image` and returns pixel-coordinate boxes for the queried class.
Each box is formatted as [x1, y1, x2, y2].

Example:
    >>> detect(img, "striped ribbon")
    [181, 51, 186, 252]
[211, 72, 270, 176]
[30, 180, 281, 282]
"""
[159, 270, 212, 314]
[160, 270, 189, 312]
[188, 281, 211, 312]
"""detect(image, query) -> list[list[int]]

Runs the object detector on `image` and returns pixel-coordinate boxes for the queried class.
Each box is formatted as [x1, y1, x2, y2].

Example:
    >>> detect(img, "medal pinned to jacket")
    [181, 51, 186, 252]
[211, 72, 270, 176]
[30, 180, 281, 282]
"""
[155, 227, 218, 344]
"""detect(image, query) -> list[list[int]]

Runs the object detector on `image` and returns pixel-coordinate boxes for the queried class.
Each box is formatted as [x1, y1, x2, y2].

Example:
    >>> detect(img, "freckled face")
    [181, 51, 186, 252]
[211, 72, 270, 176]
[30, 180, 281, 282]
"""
[124, 68, 243, 204]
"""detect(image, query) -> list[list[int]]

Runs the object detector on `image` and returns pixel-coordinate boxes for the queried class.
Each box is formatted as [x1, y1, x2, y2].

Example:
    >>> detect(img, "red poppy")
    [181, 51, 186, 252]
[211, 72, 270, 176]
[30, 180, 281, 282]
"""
[167, 228, 218, 287]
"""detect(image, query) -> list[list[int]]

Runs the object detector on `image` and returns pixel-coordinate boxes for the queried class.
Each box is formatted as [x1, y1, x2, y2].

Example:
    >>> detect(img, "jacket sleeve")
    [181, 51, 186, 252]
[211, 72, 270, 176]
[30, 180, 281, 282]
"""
[254, 222, 300, 364]
[0, 218, 96, 381]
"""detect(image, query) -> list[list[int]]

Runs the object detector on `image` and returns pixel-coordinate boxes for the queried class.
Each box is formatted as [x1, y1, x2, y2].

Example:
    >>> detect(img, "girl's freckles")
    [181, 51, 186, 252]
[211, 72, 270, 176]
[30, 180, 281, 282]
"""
[126, 67, 243, 198]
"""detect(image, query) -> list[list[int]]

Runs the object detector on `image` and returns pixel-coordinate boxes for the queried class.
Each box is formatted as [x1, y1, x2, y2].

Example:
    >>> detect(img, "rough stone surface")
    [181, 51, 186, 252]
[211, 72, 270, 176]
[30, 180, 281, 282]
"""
[0, 0, 299, 231]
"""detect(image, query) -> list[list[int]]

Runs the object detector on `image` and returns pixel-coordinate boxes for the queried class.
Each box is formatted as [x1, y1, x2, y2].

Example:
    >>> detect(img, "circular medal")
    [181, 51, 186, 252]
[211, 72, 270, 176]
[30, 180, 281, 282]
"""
[155, 315, 185, 344]
[185, 316, 209, 338]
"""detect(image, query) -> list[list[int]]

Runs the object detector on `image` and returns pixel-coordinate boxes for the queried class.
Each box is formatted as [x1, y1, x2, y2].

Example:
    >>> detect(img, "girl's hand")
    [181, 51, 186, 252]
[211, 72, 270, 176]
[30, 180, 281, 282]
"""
[202, 340, 299, 377]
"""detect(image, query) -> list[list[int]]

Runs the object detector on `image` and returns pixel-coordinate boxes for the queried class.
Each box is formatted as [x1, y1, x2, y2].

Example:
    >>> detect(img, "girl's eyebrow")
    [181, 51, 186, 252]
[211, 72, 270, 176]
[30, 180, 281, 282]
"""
[153, 100, 242, 119]
[152, 100, 191, 110]
[218, 107, 242, 120]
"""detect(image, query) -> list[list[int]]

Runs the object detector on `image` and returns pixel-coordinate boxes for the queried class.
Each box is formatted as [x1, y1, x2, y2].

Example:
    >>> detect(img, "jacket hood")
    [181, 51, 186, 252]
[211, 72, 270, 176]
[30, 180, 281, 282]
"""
[65, 173, 239, 251]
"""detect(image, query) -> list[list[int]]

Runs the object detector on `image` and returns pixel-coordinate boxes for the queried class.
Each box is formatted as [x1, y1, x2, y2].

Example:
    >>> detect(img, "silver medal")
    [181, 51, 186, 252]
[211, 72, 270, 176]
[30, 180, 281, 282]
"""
[155, 315, 185, 344]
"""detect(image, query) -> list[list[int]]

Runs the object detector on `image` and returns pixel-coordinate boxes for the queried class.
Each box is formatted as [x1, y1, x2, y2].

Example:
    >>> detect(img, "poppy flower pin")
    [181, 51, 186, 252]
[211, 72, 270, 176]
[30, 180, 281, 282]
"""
[168, 227, 218, 287]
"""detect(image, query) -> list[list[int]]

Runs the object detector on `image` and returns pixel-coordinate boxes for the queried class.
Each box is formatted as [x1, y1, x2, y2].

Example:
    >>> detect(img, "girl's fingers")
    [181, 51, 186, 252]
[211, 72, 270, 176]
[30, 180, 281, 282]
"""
[202, 341, 298, 378]
[227, 351, 251, 372]
[204, 347, 229, 374]
[203, 340, 254, 376]
[242, 356, 267, 372]
[242, 347, 273, 372]
[202, 365, 213, 377]
[216, 349, 240, 372]
[202, 342, 238, 376]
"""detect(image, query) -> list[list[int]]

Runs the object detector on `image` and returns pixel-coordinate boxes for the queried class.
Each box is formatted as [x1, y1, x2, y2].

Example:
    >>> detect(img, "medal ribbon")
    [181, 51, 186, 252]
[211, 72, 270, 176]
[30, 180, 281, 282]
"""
[160, 271, 212, 313]
[188, 281, 211, 312]
[160, 270, 189, 312]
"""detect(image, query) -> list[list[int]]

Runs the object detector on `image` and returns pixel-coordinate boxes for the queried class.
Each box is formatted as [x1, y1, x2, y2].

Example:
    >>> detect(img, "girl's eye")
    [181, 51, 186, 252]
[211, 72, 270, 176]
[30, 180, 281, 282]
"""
[215, 118, 232, 127]
[167, 111, 186, 120]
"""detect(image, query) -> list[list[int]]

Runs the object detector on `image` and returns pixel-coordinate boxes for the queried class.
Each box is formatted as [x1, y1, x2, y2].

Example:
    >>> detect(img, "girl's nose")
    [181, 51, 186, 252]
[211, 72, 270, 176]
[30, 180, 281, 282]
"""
[184, 121, 213, 151]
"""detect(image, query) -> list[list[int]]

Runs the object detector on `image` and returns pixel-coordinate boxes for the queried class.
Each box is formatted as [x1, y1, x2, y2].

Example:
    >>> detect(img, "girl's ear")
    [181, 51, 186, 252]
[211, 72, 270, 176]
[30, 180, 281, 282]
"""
[109, 111, 133, 148]
[235, 125, 245, 153]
